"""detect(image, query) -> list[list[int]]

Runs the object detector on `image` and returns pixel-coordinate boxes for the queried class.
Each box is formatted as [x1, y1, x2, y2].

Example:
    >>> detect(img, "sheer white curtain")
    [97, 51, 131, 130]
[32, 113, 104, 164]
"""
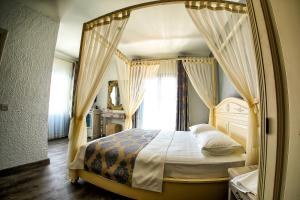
[117, 58, 159, 129]
[68, 12, 129, 180]
[186, 1, 259, 165]
[140, 60, 178, 130]
[182, 58, 217, 126]
[48, 57, 73, 140]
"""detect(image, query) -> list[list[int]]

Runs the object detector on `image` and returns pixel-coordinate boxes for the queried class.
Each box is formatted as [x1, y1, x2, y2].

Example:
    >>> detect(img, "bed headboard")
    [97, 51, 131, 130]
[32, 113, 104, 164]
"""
[214, 97, 249, 150]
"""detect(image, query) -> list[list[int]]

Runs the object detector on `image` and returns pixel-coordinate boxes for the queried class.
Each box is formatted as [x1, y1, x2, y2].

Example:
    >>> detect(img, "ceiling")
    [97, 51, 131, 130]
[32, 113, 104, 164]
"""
[119, 4, 210, 59]
[21, 0, 213, 59]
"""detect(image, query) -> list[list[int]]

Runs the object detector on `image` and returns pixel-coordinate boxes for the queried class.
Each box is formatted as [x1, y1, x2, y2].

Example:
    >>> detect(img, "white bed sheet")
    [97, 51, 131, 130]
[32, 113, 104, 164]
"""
[164, 131, 245, 179]
[70, 130, 246, 180]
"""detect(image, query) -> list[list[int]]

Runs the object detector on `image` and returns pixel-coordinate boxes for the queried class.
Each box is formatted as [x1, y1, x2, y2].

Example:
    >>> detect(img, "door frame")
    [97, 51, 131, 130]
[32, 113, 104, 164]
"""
[248, 0, 287, 199]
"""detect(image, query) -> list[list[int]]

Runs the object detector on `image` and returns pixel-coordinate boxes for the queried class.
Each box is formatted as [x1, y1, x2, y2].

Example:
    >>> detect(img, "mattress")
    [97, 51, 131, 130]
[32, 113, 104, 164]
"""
[164, 131, 245, 179]
[70, 130, 246, 180]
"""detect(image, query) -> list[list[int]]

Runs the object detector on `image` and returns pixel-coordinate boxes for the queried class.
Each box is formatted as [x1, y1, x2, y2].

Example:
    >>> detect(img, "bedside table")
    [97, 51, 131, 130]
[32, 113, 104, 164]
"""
[228, 165, 258, 200]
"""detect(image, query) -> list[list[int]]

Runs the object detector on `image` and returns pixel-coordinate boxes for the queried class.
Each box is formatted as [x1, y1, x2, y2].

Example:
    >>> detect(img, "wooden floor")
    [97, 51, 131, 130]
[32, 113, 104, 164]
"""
[0, 138, 132, 200]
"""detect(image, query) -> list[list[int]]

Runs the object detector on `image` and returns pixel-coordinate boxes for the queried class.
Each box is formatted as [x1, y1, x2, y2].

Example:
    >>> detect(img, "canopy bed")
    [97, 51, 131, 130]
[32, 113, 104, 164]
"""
[68, 1, 260, 199]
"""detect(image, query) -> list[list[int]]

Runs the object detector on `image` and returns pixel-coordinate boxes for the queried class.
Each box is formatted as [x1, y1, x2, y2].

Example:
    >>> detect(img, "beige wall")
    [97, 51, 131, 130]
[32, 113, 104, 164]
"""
[268, 0, 300, 199]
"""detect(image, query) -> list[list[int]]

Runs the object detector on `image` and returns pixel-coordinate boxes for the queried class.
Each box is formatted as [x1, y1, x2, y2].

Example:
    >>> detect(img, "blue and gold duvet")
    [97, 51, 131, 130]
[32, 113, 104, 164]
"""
[84, 129, 159, 185]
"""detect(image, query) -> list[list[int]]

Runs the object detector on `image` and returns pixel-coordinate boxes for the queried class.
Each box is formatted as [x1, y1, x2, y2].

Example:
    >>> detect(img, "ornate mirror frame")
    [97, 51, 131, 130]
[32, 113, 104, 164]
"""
[107, 80, 123, 110]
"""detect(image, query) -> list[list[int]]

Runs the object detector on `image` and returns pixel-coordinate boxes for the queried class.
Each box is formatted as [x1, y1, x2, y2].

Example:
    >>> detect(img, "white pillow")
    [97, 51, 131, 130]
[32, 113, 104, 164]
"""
[200, 130, 245, 156]
[189, 124, 215, 133]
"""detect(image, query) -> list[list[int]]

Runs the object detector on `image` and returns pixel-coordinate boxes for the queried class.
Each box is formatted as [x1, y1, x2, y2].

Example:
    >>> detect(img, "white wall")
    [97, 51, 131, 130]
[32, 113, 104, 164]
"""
[0, 0, 59, 170]
[268, 0, 300, 199]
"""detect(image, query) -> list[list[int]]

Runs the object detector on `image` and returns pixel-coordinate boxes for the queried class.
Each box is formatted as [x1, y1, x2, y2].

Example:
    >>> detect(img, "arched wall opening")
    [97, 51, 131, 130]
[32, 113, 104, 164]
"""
[70, 1, 287, 199]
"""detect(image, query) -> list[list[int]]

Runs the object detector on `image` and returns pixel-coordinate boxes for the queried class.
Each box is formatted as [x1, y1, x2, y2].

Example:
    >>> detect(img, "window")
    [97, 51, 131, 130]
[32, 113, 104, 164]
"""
[138, 61, 178, 130]
[48, 57, 74, 139]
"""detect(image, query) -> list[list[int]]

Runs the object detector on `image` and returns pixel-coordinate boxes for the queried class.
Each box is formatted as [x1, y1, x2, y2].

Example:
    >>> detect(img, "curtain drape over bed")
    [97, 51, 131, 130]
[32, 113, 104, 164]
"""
[117, 59, 159, 130]
[182, 57, 217, 126]
[68, 11, 130, 180]
[186, 1, 259, 165]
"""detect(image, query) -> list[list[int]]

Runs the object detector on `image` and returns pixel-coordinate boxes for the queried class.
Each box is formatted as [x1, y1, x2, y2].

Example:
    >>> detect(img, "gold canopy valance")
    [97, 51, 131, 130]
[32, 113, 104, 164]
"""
[182, 57, 215, 64]
[80, 0, 247, 65]
[84, 10, 130, 31]
[83, 0, 247, 32]
[185, 1, 247, 13]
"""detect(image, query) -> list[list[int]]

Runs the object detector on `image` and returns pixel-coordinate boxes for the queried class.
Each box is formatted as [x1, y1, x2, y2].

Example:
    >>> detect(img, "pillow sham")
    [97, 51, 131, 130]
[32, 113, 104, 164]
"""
[189, 124, 215, 133]
[200, 130, 245, 156]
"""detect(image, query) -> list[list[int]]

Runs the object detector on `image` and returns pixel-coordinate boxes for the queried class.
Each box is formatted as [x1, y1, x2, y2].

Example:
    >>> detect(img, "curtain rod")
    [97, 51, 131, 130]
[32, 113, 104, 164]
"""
[85, 0, 246, 27]
[130, 56, 215, 63]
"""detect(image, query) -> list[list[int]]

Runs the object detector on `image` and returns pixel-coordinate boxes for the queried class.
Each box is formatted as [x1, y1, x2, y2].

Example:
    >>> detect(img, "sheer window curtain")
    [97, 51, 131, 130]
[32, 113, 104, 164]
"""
[116, 58, 159, 130]
[68, 12, 129, 180]
[182, 58, 217, 126]
[186, 1, 259, 165]
[139, 60, 178, 130]
[48, 57, 73, 140]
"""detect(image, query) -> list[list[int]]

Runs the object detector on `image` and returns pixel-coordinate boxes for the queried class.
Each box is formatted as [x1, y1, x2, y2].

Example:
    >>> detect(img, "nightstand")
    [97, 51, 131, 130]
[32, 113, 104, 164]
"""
[228, 165, 258, 200]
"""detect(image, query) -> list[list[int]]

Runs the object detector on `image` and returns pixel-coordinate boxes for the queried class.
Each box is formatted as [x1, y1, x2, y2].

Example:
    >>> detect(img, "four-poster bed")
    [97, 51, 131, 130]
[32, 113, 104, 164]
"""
[68, 0, 260, 199]
[73, 97, 250, 200]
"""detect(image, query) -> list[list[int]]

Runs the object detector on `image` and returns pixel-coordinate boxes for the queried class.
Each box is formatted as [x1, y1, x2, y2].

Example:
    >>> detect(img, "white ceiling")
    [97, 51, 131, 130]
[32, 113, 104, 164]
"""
[119, 4, 210, 59]
[21, 0, 211, 59]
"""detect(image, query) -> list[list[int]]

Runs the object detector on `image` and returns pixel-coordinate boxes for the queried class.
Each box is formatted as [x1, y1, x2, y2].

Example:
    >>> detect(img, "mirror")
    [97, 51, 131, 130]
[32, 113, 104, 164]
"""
[107, 80, 123, 110]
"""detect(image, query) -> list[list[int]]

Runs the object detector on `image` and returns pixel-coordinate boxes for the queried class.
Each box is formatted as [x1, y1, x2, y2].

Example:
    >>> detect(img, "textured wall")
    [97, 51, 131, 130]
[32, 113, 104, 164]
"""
[217, 63, 241, 103]
[0, 0, 59, 170]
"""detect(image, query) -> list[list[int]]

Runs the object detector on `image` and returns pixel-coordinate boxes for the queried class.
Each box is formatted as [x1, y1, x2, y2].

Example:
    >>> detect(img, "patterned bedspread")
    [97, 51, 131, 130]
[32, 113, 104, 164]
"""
[84, 129, 160, 185]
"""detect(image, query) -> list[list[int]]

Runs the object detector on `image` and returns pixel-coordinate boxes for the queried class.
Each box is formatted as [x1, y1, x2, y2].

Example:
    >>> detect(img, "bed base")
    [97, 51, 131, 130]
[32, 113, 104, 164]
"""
[78, 170, 228, 200]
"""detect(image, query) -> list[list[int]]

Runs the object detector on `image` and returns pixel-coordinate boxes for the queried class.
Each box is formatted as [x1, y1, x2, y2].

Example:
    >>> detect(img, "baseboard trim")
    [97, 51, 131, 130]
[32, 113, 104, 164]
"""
[0, 158, 50, 177]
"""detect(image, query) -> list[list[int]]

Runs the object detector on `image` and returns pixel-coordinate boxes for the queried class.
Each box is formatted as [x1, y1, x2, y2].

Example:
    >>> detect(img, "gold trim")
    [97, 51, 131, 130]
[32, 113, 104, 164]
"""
[182, 57, 215, 64]
[107, 80, 123, 110]
[84, 11, 130, 31]
[185, 1, 247, 13]
[129, 57, 215, 66]
[78, 169, 228, 200]
[247, 0, 267, 199]
[163, 177, 228, 183]
[130, 60, 161, 67]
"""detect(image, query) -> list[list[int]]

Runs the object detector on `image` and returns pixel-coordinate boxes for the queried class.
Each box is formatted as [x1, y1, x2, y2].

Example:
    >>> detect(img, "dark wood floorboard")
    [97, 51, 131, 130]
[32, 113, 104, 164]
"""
[0, 138, 132, 200]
